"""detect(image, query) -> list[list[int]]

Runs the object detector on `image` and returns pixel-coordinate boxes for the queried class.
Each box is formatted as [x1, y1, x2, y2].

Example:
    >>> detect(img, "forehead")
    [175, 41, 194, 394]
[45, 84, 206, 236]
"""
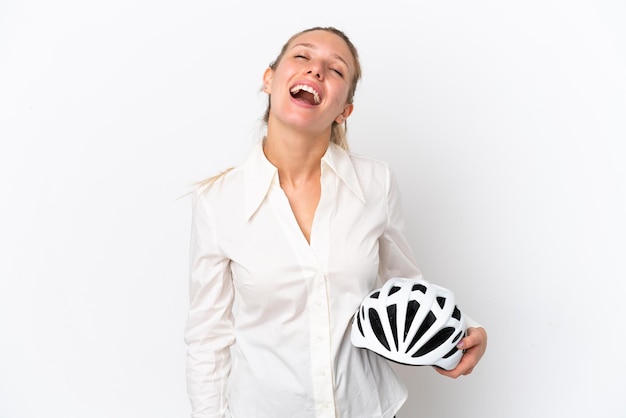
[288, 30, 355, 67]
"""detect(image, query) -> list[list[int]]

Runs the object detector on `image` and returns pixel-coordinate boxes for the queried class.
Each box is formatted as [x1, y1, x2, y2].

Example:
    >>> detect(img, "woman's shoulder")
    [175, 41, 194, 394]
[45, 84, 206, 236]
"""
[347, 150, 390, 168]
[342, 148, 392, 181]
[326, 145, 395, 200]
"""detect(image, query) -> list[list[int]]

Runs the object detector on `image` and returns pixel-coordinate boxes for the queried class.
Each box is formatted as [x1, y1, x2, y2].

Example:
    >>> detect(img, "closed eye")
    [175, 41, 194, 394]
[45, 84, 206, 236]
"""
[331, 68, 344, 77]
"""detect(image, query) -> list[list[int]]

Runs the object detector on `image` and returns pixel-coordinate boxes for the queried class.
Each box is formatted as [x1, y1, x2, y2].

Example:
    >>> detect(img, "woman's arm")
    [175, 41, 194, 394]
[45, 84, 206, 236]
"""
[379, 166, 487, 377]
[185, 188, 235, 418]
[377, 165, 423, 281]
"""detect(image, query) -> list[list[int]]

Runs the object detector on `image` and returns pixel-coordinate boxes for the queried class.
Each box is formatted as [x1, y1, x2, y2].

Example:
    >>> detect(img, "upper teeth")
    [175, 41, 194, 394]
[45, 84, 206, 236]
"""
[290, 84, 321, 104]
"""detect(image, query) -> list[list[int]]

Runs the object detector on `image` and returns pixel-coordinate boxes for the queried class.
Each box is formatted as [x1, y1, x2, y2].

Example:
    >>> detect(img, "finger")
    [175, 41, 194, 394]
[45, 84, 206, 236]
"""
[447, 343, 482, 373]
[463, 367, 474, 376]
[433, 366, 456, 378]
[457, 327, 485, 350]
[433, 353, 474, 378]
[434, 365, 463, 379]
[458, 329, 477, 349]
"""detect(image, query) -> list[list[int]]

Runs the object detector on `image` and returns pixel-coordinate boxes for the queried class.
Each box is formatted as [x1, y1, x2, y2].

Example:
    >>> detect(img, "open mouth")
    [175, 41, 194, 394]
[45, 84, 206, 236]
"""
[290, 84, 321, 105]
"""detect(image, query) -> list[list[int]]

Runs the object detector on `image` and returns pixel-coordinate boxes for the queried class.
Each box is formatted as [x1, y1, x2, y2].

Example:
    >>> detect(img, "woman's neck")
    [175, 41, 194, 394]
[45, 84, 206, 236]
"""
[263, 129, 330, 187]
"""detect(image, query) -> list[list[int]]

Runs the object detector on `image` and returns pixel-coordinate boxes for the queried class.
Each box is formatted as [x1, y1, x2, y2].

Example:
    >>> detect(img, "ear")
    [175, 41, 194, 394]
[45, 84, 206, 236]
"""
[262, 68, 274, 94]
[335, 103, 354, 124]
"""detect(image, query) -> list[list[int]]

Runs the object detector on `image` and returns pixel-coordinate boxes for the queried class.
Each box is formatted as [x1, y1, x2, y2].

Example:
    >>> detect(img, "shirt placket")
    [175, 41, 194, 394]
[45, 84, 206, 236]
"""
[308, 165, 335, 418]
[308, 268, 335, 417]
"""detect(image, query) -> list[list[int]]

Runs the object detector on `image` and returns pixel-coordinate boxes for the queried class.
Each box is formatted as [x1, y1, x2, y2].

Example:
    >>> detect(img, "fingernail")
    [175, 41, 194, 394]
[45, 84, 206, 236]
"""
[457, 341, 465, 349]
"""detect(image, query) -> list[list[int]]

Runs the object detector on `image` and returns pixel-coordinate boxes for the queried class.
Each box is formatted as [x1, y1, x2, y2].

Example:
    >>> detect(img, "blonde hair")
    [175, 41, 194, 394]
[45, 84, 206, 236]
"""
[196, 27, 361, 190]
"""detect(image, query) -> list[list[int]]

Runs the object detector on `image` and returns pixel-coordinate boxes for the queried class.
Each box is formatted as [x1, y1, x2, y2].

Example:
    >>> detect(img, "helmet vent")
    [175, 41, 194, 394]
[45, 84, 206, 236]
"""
[370, 291, 380, 299]
[436, 296, 446, 309]
[442, 345, 459, 359]
[452, 306, 461, 321]
[389, 286, 401, 295]
[407, 311, 436, 352]
[357, 313, 365, 337]
[404, 300, 420, 339]
[412, 327, 455, 357]
[412, 284, 427, 293]
[387, 305, 399, 350]
[368, 308, 390, 350]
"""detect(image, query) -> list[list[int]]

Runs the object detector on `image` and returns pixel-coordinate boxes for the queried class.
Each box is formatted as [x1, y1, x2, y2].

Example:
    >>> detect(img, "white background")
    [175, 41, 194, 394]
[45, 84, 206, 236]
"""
[1, 1, 625, 417]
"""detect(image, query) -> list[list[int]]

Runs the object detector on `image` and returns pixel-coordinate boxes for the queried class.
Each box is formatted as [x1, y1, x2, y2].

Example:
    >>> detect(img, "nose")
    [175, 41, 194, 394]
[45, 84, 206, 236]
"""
[306, 69, 322, 80]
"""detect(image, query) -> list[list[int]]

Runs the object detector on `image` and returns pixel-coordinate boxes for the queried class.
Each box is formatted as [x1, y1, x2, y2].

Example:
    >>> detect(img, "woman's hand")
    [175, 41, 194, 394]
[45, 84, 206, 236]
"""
[435, 326, 487, 378]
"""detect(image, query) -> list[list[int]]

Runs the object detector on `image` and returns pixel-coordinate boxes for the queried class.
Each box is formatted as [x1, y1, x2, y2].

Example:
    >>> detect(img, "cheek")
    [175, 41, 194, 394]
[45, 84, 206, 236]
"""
[330, 83, 351, 107]
[337, 83, 350, 106]
[266, 66, 290, 95]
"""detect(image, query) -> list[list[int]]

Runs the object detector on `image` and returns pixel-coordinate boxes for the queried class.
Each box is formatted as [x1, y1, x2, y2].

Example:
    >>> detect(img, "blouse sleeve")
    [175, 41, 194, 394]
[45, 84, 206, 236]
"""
[184, 188, 235, 418]
[379, 166, 482, 329]
[378, 165, 422, 281]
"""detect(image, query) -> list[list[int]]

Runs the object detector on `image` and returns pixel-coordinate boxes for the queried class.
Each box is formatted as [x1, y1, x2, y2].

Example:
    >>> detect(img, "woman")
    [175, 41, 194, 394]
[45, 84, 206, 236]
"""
[185, 26, 487, 418]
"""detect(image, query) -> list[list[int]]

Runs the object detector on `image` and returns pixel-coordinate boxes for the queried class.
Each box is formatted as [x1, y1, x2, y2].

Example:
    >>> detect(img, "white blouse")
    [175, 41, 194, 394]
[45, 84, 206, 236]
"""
[185, 142, 474, 418]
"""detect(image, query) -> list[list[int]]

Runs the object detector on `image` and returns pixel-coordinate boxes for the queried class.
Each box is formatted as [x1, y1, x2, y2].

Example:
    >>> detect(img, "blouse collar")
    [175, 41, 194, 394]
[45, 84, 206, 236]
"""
[243, 141, 366, 220]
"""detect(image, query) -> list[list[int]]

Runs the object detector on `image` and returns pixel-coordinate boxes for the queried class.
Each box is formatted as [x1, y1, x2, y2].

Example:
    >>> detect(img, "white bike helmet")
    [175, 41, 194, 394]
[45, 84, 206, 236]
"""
[351, 277, 466, 370]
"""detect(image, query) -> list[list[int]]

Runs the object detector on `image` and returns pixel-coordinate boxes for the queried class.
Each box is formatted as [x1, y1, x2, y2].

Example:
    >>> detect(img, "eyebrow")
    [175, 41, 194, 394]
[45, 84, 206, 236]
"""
[291, 42, 350, 68]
